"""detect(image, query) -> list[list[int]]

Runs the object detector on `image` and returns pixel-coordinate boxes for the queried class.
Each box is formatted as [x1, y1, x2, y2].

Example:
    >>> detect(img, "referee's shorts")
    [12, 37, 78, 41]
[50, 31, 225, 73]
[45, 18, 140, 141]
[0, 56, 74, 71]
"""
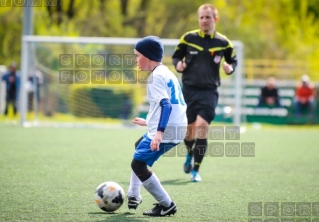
[182, 85, 219, 124]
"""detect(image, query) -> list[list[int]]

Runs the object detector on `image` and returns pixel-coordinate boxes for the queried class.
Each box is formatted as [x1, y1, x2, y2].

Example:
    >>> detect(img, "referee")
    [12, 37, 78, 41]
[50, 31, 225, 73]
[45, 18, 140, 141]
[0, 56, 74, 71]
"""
[172, 3, 238, 182]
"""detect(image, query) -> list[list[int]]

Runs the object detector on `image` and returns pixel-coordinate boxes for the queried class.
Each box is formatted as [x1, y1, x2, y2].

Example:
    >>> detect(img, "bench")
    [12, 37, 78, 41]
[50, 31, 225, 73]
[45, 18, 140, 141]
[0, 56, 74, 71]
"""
[216, 80, 319, 125]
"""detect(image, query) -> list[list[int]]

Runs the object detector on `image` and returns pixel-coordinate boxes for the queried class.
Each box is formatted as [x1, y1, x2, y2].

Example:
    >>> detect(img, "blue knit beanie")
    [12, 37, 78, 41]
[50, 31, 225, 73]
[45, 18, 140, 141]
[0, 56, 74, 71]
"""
[135, 36, 164, 62]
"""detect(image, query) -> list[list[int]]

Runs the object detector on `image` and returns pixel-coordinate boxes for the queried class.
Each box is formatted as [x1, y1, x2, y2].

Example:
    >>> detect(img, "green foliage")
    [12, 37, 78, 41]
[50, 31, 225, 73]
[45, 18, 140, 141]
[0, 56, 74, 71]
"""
[69, 86, 126, 118]
[0, 0, 319, 70]
[68, 86, 104, 117]
[68, 83, 144, 118]
[0, 7, 22, 67]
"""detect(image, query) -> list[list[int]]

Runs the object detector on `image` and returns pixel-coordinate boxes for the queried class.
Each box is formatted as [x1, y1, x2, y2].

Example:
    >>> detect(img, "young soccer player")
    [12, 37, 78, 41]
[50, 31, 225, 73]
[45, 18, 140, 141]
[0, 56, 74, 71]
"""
[127, 36, 187, 216]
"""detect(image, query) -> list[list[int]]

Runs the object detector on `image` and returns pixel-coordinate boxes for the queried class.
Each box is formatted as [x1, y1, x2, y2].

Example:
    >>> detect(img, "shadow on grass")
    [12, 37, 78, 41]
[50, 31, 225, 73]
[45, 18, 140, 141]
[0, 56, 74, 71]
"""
[119, 178, 187, 186]
[161, 178, 188, 185]
[88, 211, 147, 221]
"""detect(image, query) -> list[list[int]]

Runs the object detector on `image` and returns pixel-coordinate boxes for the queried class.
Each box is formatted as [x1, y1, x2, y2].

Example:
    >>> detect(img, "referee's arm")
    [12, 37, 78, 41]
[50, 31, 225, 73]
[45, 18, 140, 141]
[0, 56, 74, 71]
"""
[172, 43, 187, 73]
[224, 47, 238, 75]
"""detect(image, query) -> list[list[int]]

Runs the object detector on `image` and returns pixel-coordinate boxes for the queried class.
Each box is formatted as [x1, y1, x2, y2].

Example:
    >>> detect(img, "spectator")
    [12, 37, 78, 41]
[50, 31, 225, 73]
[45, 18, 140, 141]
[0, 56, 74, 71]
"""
[120, 94, 132, 120]
[257, 77, 281, 108]
[27, 66, 43, 112]
[294, 74, 315, 116]
[1, 62, 20, 116]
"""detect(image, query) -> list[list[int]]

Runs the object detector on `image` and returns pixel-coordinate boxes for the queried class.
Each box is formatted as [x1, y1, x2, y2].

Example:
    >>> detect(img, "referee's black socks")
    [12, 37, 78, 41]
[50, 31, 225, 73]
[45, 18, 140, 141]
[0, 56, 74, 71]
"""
[193, 138, 207, 172]
[184, 139, 195, 156]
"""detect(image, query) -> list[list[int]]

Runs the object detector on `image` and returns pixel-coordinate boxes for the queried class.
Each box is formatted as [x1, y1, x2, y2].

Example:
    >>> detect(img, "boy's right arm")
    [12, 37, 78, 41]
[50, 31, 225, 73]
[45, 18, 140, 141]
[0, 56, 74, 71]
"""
[132, 117, 147, 126]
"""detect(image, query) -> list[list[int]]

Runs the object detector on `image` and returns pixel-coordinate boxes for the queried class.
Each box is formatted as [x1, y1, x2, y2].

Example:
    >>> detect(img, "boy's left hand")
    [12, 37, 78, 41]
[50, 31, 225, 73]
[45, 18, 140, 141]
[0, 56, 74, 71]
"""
[151, 131, 163, 151]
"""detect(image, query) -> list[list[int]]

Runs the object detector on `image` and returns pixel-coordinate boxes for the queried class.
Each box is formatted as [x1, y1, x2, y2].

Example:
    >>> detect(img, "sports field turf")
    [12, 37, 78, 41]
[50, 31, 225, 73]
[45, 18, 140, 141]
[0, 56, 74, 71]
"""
[0, 122, 318, 221]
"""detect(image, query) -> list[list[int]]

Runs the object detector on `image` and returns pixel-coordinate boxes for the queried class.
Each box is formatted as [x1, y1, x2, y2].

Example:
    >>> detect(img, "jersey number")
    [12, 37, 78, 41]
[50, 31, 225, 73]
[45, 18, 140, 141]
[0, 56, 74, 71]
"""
[167, 79, 185, 105]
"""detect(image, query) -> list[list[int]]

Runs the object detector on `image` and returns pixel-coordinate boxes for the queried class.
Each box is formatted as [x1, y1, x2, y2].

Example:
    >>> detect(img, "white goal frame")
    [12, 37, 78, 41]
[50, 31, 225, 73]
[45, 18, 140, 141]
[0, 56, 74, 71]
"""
[20, 35, 244, 127]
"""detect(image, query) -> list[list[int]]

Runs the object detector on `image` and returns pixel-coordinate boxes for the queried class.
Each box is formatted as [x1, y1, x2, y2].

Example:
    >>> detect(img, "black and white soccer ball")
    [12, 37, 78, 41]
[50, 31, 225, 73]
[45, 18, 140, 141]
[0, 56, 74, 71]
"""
[94, 181, 125, 212]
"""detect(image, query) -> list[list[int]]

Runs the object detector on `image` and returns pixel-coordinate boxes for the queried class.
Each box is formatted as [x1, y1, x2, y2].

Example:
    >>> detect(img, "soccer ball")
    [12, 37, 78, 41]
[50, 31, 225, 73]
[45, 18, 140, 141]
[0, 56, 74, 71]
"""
[94, 181, 125, 212]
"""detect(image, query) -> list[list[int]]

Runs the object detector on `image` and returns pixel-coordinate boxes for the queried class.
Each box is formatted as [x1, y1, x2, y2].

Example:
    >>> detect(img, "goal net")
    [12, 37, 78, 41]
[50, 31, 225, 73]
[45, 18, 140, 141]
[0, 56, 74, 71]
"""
[20, 36, 244, 128]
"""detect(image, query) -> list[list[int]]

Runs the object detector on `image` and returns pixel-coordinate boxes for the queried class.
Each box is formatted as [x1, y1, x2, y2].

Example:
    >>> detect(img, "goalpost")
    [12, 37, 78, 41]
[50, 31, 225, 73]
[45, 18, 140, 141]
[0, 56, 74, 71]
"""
[20, 35, 244, 128]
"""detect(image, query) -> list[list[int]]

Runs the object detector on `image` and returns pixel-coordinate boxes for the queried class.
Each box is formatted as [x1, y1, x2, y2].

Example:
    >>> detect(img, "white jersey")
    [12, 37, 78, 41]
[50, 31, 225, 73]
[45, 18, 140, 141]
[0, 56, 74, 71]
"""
[146, 65, 187, 143]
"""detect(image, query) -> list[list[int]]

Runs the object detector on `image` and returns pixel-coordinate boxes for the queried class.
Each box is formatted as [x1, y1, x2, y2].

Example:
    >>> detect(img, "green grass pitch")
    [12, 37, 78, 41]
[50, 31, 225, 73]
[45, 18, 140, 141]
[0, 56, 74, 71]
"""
[0, 122, 318, 221]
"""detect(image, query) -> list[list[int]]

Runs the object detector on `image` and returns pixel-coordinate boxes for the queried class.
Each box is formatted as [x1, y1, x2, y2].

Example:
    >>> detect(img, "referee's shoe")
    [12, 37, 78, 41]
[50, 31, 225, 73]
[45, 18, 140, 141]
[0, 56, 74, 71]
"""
[184, 154, 192, 173]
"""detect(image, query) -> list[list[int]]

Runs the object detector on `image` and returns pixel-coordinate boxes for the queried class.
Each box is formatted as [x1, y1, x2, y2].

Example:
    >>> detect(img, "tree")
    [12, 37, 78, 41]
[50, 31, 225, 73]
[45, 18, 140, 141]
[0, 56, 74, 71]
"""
[0, 0, 319, 74]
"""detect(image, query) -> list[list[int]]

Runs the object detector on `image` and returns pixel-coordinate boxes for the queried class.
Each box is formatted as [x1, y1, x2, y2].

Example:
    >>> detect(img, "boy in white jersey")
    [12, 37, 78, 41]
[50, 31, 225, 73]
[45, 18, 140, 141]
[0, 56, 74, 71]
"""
[127, 36, 187, 217]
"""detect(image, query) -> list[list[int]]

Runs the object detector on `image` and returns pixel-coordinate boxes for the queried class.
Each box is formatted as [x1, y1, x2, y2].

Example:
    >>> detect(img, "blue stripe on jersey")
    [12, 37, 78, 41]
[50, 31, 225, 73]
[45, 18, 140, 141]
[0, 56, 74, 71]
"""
[157, 98, 172, 132]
